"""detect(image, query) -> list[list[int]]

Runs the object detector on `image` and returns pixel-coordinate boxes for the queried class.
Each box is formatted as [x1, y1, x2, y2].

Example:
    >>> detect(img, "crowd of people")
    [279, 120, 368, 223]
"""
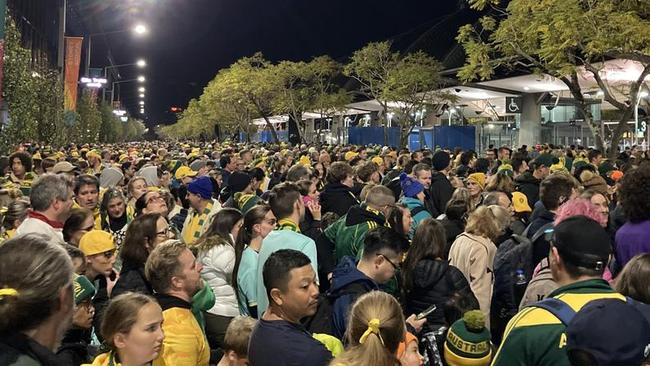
[0, 140, 650, 366]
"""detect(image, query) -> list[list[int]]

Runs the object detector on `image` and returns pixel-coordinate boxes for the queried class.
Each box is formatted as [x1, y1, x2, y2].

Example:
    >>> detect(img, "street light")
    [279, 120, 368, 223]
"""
[139, 101, 145, 105]
[139, 93, 145, 98]
[138, 76, 146, 82]
[85, 24, 148, 76]
[635, 90, 649, 146]
[134, 24, 148, 35]
[138, 87, 145, 93]
[136, 59, 147, 68]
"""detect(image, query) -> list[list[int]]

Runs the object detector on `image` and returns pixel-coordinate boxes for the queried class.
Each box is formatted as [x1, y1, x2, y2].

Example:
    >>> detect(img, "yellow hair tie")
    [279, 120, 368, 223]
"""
[0, 288, 18, 298]
[359, 318, 383, 345]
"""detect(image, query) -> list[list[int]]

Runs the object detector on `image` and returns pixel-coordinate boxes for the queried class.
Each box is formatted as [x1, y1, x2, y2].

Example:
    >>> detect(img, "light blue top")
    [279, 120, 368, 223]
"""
[237, 247, 259, 316]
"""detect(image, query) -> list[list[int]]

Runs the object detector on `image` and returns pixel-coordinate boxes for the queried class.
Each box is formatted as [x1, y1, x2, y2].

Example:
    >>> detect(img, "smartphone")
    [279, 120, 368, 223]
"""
[416, 304, 437, 320]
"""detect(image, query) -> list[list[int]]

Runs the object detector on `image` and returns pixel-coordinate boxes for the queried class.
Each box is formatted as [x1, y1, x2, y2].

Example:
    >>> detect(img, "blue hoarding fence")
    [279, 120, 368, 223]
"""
[240, 130, 289, 143]
[347, 127, 400, 147]
[410, 126, 476, 151]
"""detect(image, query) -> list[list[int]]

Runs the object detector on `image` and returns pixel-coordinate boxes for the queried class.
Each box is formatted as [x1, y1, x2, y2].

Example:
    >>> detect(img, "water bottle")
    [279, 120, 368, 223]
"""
[514, 269, 527, 303]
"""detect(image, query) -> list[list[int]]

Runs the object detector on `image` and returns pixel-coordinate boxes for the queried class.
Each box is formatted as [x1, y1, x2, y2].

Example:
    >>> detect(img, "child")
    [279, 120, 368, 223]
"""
[217, 316, 257, 366]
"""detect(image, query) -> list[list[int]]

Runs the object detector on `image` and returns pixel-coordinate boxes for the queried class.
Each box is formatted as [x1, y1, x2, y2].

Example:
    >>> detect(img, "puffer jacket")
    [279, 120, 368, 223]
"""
[197, 238, 239, 317]
[320, 183, 359, 217]
[400, 197, 432, 239]
[448, 232, 497, 325]
[403, 258, 476, 333]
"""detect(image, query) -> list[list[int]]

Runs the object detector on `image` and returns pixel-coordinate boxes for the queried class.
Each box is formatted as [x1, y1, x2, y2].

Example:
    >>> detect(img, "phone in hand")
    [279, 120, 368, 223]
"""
[416, 304, 437, 320]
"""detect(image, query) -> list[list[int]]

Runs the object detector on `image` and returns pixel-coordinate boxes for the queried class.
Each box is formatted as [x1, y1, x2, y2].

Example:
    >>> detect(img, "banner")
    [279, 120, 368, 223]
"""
[64, 36, 83, 111]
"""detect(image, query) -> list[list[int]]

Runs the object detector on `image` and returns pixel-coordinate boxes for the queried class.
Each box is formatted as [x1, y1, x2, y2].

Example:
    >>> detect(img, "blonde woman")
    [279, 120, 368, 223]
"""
[448, 205, 510, 324]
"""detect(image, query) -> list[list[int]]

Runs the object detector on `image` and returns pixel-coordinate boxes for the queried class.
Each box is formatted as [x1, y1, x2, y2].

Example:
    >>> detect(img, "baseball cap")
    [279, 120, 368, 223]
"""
[533, 153, 558, 168]
[175, 166, 198, 180]
[79, 230, 116, 257]
[511, 192, 532, 213]
[52, 161, 77, 174]
[566, 298, 650, 366]
[550, 216, 611, 270]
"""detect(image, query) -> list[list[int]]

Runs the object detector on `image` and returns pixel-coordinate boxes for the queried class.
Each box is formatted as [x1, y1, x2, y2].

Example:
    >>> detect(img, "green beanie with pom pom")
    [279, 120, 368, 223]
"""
[444, 310, 492, 366]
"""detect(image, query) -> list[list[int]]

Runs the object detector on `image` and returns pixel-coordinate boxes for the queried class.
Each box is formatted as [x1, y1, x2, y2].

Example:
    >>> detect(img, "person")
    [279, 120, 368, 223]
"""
[181, 176, 222, 245]
[220, 154, 237, 187]
[135, 190, 170, 217]
[64, 208, 95, 246]
[222, 171, 254, 207]
[255, 182, 319, 317]
[443, 310, 492, 366]
[296, 178, 323, 242]
[126, 177, 148, 216]
[515, 153, 555, 206]
[79, 230, 117, 339]
[194, 208, 243, 350]
[56, 274, 96, 365]
[492, 216, 628, 366]
[466, 173, 486, 208]
[248, 249, 332, 366]
[145, 240, 210, 366]
[17, 173, 74, 245]
[74, 174, 101, 229]
[428, 150, 454, 218]
[329, 291, 406, 366]
[233, 204, 276, 317]
[1, 199, 29, 240]
[85, 292, 165, 366]
[449, 205, 510, 323]
[397, 332, 424, 366]
[385, 203, 413, 241]
[320, 161, 359, 217]
[6, 151, 37, 195]
[322, 227, 409, 339]
[99, 188, 131, 248]
[402, 219, 476, 333]
[615, 253, 650, 304]
[0, 234, 75, 366]
[216, 316, 257, 366]
[399, 173, 432, 239]
[112, 213, 174, 298]
[615, 164, 650, 268]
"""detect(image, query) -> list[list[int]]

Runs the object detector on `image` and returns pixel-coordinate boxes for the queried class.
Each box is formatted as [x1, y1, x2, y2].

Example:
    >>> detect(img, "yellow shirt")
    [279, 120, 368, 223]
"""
[183, 202, 213, 245]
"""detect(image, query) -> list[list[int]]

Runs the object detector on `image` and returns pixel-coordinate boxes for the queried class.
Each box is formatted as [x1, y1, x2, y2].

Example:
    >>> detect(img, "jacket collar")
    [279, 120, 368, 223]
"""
[27, 210, 64, 229]
[548, 278, 613, 298]
[0, 332, 60, 366]
[155, 293, 192, 311]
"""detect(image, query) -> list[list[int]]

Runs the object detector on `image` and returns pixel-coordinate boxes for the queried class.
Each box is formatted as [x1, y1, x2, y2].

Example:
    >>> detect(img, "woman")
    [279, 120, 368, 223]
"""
[330, 291, 405, 366]
[402, 219, 476, 332]
[233, 204, 276, 318]
[466, 173, 486, 208]
[386, 203, 412, 241]
[449, 205, 510, 323]
[100, 188, 131, 248]
[616, 253, 650, 304]
[296, 178, 322, 241]
[1, 199, 29, 240]
[126, 177, 148, 216]
[194, 208, 243, 350]
[86, 292, 164, 366]
[64, 208, 95, 246]
[112, 213, 173, 298]
[320, 161, 359, 217]
[0, 234, 75, 365]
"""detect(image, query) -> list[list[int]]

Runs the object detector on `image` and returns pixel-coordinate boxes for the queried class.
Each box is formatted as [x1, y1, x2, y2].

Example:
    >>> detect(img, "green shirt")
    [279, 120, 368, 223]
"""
[491, 279, 625, 366]
[237, 247, 259, 316]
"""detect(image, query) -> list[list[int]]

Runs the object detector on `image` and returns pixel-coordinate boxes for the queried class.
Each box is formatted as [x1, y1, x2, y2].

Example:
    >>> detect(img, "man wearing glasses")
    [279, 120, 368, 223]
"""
[79, 230, 117, 342]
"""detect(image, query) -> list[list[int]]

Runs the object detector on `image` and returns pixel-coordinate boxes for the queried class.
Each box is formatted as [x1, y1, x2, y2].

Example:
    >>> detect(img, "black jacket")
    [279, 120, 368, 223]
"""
[515, 172, 541, 206]
[91, 275, 109, 342]
[56, 328, 93, 366]
[440, 218, 465, 258]
[112, 261, 153, 298]
[403, 258, 477, 333]
[0, 333, 60, 366]
[300, 209, 322, 243]
[427, 172, 453, 218]
[526, 205, 555, 267]
[320, 183, 359, 217]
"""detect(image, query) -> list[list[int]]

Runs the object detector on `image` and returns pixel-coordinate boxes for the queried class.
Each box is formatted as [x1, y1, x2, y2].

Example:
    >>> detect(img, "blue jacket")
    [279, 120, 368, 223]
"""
[400, 197, 432, 239]
[329, 256, 378, 339]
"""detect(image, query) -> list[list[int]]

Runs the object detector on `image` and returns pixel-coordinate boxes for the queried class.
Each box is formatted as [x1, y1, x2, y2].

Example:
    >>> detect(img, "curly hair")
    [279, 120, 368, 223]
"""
[554, 198, 607, 227]
[619, 165, 650, 222]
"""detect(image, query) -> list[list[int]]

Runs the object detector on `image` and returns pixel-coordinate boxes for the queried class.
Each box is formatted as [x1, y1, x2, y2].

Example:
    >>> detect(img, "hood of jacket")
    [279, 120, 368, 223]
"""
[344, 204, 386, 227]
[322, 182, 353, 195]
[401, 197, 426, 211]
[431, 171, 449, 185]
[412, 258, 451, 289]
[330, 256, 378, 295]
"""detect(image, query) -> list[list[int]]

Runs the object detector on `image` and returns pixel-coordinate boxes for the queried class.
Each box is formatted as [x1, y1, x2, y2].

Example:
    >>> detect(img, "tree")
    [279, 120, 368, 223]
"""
[76, 89, 102, 143]
[457, 0, 650, 155]
[308, 56, 352, 144]
[273, 60, 312, 142]
[99, 102, 123, 143]
[344, 42, 450, 147]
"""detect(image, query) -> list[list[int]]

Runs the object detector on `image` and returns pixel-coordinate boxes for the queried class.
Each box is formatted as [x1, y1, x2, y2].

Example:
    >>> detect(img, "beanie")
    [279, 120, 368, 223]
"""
[228, 171, 252, 194]
[580, 170, 608, 196]
[397, 332, 418, 359]
[187, 176, 214, 200]
[235, 192, 261, 214]
[444, 310, 492, 366]
[79, 230, 116, 257]
[432, 151, 451, 171]
[73, 274, 96, 305]
[399, 173, 424, 198]
[467, 173, 486, 190]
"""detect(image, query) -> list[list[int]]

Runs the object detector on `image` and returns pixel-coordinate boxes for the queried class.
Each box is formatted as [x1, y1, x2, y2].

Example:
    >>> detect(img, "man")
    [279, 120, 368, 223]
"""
[240, 149, 253, 166]
[7, 151, 37, 195]
[255, 182, 319, 317]
[79, 230, 116, 340]
[217, 316, 257, 366]
[222, 171, 254, 207]
[354, 161, 381, 197]
[17, 173, 74, 245]
[515, 153, 555, 206]
[175, 165, 197, 186]
[492, 216, 631, 366]
[320, 161, 359, 217]
[412, 162, 432, 190]
[52, 161, 77, 176]
[588, 149, 603, 168]
[286, 164, 311, 182]
[249, 249, 332, 366]
[146, 240, 209, 366]
[220, 154, 238, 186]
[181, 176, 222, 245]
[74, 174, 101, 229]
[411, 150, 423, 162]
[325, 227, 408, 339]
[428, 151, 453, 218]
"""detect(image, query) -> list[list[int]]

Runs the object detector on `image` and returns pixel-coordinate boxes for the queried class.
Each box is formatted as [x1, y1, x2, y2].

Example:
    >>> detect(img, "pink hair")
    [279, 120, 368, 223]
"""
[554, 198, 607, 227]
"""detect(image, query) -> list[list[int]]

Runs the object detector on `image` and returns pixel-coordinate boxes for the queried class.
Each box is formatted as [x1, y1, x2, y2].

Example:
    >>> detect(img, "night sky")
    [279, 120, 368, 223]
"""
[79, 0, 463, 126]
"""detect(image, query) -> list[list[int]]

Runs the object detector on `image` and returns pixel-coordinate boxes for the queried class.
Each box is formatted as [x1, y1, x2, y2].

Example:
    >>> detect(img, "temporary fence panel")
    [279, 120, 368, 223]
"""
[347, 127, 400, 147]
[433, 126, 476, 151]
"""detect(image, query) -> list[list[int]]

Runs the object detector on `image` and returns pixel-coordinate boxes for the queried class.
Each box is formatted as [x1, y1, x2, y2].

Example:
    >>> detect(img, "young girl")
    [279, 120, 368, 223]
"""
[233, 204, 276, 318]
[86, 292, 164, 366]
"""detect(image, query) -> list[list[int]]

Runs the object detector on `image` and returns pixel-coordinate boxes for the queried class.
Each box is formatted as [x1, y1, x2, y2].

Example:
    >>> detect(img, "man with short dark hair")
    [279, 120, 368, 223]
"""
[248, 249, 331, 366]
[255, 182, 319, 317]
[146, 240, 209, 366]
[74, 174, 101, 229]
[428, 150, 453, 218]
[320, 161, 359, 217]
[515, 153, 556, 206]
[220, 154, 237, 186]
[492, 216, 633, 366]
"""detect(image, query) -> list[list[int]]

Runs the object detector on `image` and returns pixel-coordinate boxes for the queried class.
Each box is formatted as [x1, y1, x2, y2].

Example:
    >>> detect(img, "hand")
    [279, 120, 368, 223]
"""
[307, 200, 322, 220]
[406, 314, 427, 333]
[106, 269, 119, 297]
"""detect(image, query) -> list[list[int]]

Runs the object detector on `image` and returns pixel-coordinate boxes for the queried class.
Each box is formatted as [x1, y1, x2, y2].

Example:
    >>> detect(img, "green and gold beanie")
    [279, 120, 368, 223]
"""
[444, 310, 492, 366]
[235, 192, 261, 214]
[73, 274, 96, 305]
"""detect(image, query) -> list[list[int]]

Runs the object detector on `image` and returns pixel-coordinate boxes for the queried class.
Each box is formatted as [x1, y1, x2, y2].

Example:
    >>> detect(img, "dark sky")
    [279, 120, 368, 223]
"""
[81, 0, 463, 125]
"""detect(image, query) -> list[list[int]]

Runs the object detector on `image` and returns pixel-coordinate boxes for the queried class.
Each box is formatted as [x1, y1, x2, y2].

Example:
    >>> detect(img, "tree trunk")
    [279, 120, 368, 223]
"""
[609, 107, 636, 159]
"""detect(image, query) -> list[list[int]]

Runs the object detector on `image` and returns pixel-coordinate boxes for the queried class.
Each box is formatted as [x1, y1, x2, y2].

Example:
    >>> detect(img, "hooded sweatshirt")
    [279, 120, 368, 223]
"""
[320, 183, 359, 217]
[515, 171, 541, 207]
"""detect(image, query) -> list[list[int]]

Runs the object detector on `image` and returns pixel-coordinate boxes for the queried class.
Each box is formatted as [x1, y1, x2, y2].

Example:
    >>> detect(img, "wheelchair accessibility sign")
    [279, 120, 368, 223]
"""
[506, 97, 522, 114]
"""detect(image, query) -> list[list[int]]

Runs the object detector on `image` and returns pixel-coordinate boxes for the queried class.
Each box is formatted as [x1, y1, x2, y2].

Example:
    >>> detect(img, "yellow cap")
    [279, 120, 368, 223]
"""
[344, 151, 359, 161]
[79, 230, 116, 256]
[175, 166, 198, 180]
[512, 191, 532, 213]
[371, 156, 383, 165]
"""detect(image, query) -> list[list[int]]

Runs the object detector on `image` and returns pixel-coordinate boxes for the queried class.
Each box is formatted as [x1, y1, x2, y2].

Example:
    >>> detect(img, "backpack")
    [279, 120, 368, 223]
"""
[490, 222, 554, 343]
[303, 281, 369, 337]
[386, 176, 402, 201]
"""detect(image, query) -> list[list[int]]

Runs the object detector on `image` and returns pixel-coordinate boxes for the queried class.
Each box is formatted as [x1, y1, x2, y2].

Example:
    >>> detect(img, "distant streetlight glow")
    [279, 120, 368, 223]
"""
[134, 24, 148, 35]
[138, 76, 146, 82]
[139, 101, 145, 105]
[139, 93, 145, 98]
[136, 59, 147, 67]
[138, 87, 145, 92]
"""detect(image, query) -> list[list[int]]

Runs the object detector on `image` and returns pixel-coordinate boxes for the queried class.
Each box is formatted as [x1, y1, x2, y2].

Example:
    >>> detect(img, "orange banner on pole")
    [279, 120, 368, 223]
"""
[64, 36, 83, 111]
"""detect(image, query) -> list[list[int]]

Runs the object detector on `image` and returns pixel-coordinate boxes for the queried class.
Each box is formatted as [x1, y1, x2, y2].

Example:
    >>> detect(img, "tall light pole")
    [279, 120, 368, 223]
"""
[85, 24, 147, 76]
[103, 59, 146, 101]
[635, 90, 648, 147]
[110, 77, 146, 105]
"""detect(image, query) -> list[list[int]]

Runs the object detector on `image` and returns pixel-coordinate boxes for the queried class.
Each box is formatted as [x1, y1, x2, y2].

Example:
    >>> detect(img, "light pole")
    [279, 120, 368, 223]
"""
[85, 24, 147, 76]
[110, 77, 146, 105]
[103, 59, 146, 101]
[634, 91, 648, 147]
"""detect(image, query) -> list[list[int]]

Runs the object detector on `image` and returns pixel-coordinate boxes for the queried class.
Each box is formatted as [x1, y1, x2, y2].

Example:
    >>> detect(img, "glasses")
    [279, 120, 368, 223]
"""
[377, 253, 401, 270]
[156, 227, 174, 238]
[146, 195, 164, 205]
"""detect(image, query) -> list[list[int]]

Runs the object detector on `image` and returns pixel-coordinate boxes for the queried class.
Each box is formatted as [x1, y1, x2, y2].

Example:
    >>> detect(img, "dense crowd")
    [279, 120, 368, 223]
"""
[0, 140, 650, 366]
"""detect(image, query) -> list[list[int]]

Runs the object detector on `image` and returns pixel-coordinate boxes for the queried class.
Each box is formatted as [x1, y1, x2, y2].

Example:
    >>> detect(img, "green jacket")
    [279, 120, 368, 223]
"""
[491, 279, 625, 366]
[323, 204, 386, 263]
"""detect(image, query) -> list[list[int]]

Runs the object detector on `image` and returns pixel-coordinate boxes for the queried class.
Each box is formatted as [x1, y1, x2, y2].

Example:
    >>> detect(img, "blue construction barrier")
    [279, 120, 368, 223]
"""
[416, 126, 476, 151]
[240, 130, 289, 143]
[347, 127, 400, 147]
